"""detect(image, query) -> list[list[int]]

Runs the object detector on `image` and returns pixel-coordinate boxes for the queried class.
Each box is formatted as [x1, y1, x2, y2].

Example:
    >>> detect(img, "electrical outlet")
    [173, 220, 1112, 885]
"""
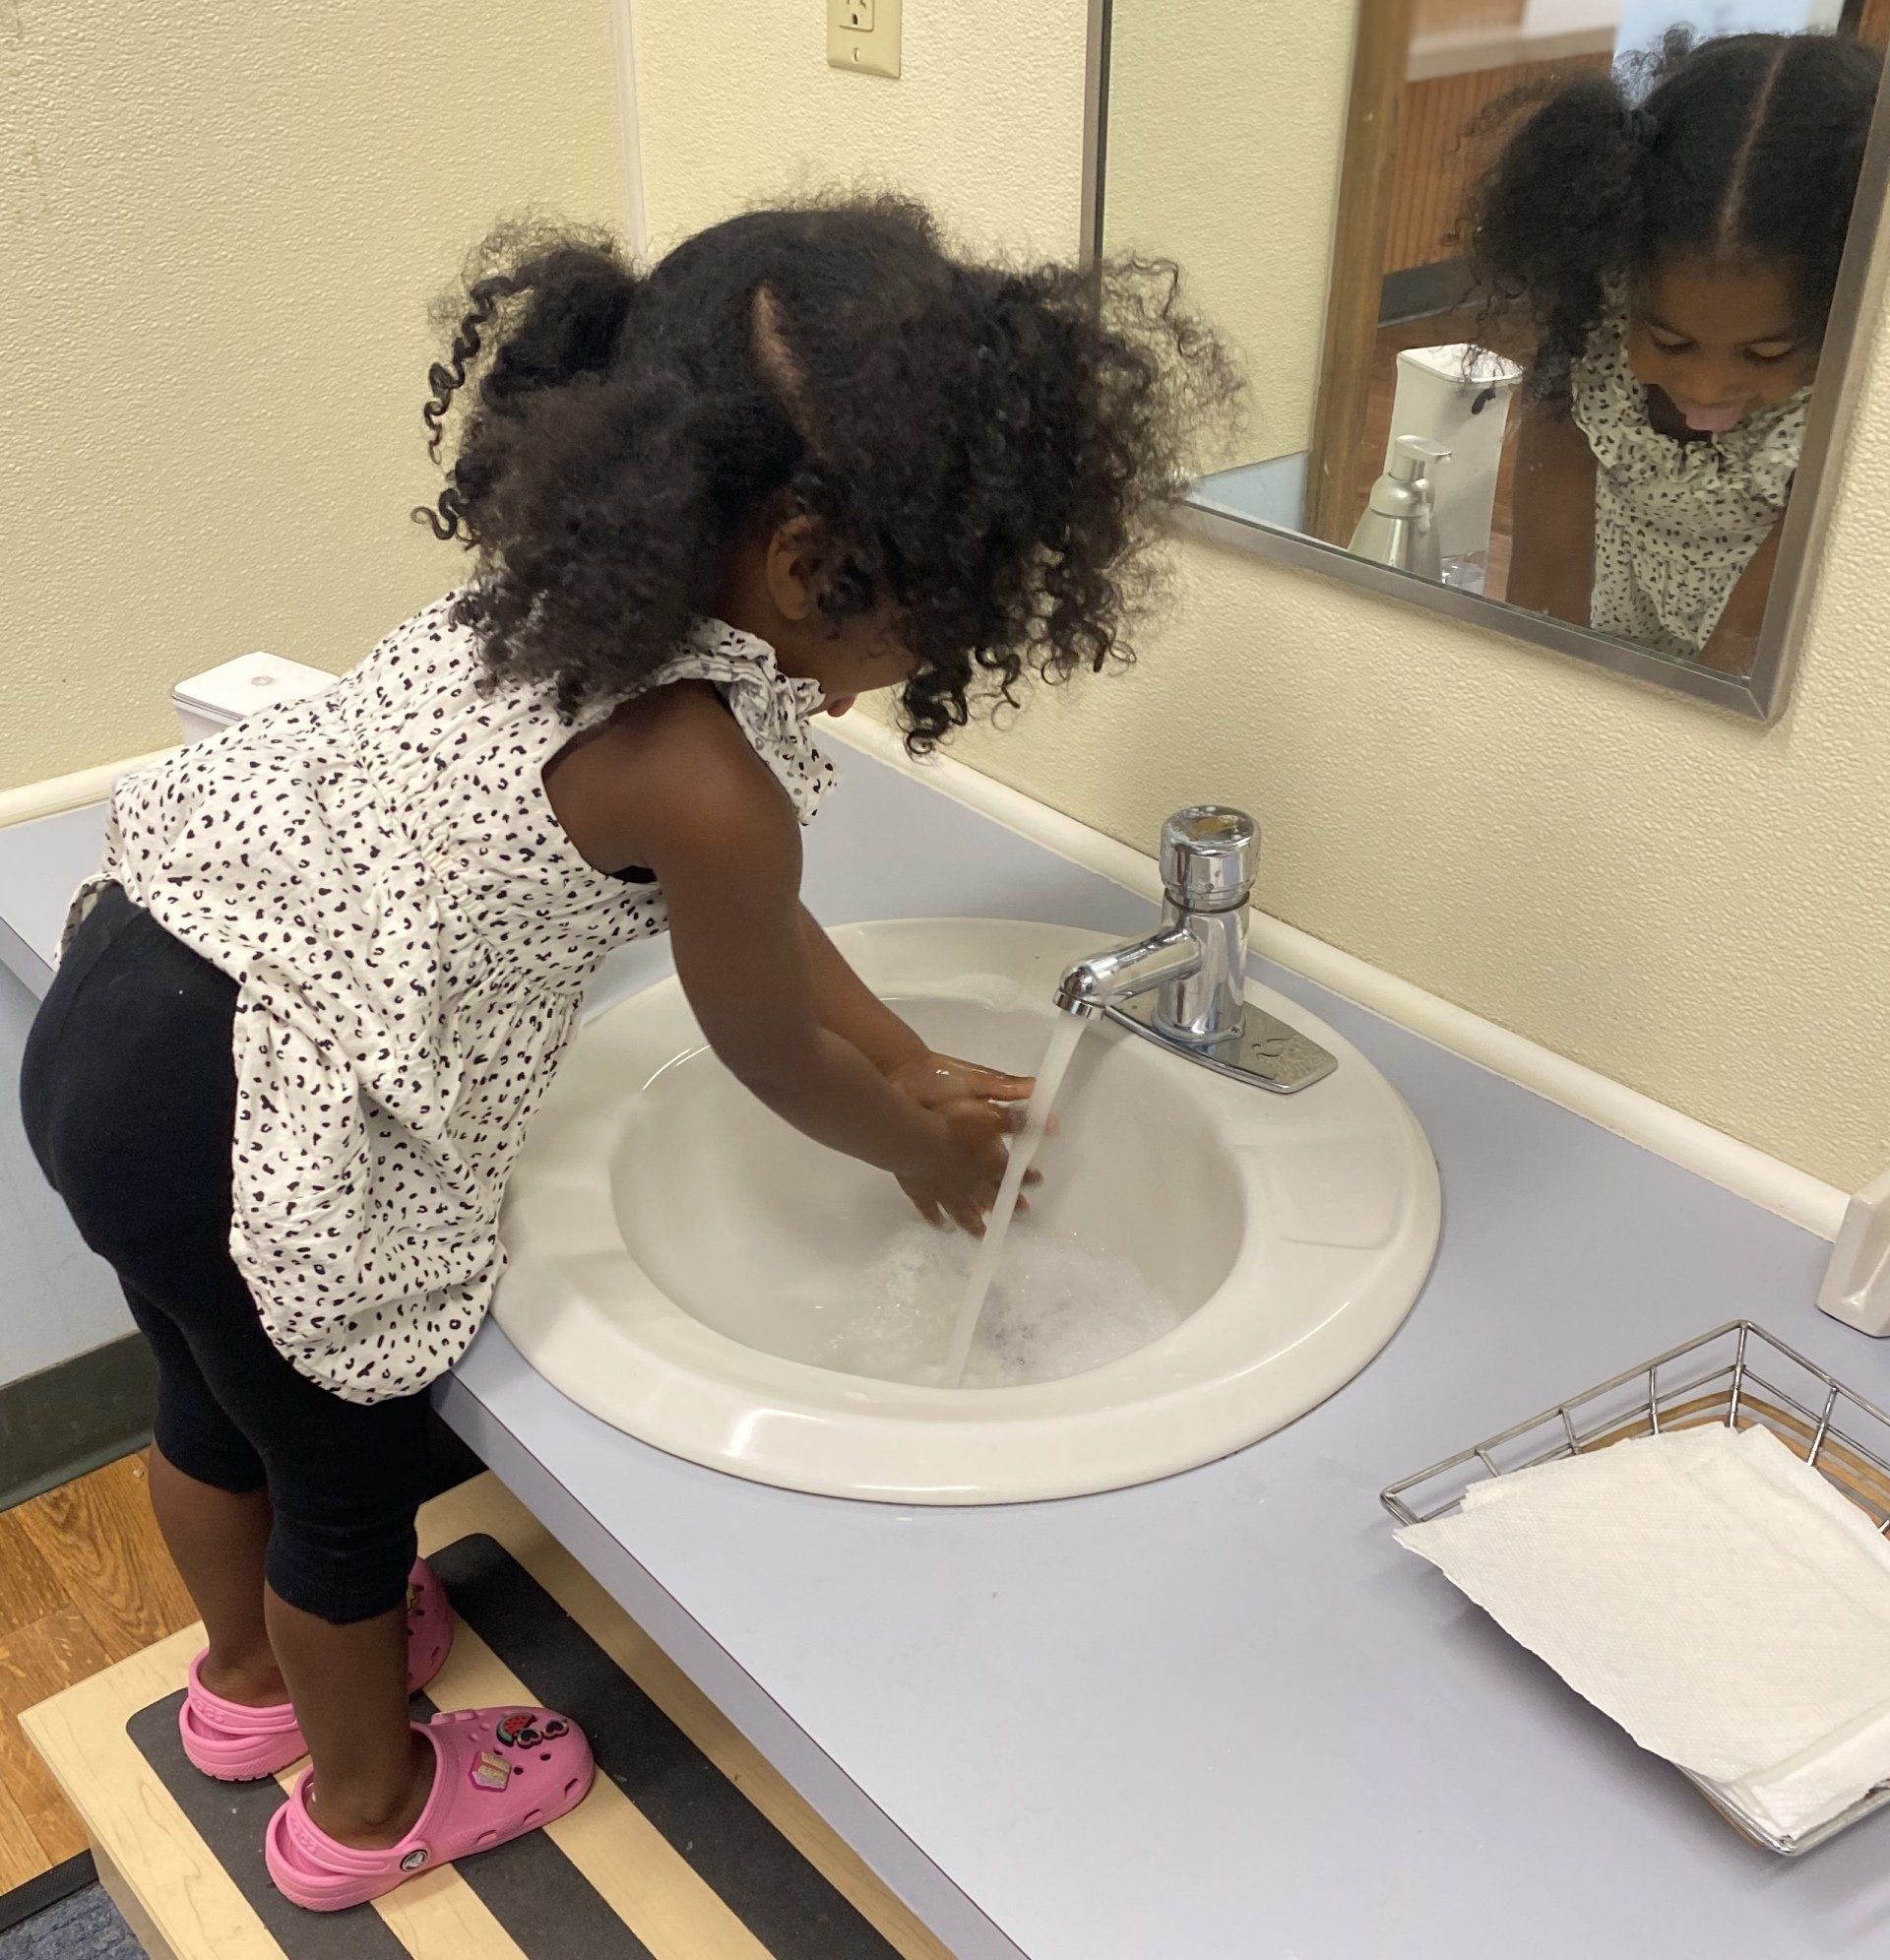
[827, 0, 900, 79]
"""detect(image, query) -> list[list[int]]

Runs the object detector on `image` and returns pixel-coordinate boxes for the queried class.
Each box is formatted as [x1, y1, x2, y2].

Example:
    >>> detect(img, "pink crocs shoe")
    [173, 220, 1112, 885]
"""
[264, 1705, 595, 1911]
[178, 1558, 455, 1782]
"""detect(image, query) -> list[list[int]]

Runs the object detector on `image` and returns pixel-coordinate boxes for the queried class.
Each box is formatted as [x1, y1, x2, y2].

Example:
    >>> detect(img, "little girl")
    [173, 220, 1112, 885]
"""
[20, 198, 1224, 1909]
[1468, 30, 1880, 672]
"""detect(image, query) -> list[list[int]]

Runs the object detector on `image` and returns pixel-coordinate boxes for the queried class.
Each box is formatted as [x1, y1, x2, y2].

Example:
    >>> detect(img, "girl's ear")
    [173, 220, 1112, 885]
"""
[763, 516, 831, 623]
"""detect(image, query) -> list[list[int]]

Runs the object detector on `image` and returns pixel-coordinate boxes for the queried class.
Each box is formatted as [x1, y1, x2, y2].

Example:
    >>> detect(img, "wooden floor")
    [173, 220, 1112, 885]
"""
[0, 1452, 198, 1889]
[14, 1467, 950, 1960]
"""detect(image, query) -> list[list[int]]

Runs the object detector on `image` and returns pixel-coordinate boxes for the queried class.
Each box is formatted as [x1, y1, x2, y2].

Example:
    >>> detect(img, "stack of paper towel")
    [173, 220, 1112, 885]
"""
[1397, 1421, 1890, 1841]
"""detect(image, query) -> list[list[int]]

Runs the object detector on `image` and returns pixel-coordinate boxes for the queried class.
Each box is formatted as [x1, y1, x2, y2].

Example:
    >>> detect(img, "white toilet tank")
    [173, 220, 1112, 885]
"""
[1382, 344, 1523, 579]
[171, 652, 339, 743]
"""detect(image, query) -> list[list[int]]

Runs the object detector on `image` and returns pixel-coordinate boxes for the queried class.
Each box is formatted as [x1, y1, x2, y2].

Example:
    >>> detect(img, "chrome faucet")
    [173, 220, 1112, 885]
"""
[1055, 806, 1336, 1094]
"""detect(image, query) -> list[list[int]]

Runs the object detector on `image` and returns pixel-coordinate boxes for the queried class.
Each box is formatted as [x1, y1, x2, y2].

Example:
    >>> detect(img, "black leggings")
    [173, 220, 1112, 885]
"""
[19, 885, 429, 1624]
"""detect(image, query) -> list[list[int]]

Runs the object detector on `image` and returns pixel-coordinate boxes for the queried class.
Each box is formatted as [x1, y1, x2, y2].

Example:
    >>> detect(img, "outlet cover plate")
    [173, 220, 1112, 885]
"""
[828, 0, 900, 79]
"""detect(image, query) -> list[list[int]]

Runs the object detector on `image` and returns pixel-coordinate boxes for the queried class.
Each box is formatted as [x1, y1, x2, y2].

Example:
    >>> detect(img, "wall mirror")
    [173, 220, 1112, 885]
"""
[1091, 1, 1890, 719]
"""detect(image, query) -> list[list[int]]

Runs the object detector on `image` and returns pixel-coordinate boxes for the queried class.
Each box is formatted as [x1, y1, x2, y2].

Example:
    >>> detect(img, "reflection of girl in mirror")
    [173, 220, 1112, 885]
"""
[1469, 32, 1880, 674]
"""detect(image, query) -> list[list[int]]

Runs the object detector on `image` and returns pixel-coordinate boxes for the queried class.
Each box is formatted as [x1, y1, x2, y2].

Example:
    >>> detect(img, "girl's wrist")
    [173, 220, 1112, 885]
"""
[874, 1029, 931, 1077]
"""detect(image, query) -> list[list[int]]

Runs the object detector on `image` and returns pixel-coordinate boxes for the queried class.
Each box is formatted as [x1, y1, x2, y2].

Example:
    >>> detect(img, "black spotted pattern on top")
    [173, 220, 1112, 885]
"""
[66, 595, 836, 1403]
[1570, 308, 1806, 662]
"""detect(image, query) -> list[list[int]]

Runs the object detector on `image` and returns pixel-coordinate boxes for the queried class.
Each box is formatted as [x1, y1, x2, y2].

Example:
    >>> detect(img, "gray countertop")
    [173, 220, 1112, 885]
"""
[9, 742, 1885, 1957]
[448, 746, 1890, 1960]
[0, 801, 104, 992]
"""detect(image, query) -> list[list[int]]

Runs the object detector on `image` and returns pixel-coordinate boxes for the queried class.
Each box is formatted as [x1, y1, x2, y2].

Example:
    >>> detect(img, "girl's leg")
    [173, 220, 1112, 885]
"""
[22, 887, 436, 1842]
[131, 1240, 435, 1841]
[147, 1444, 283, 1703]
[25, 897, 285, 1705]
[265, 1587, 433, 1845]
[248, 1362, 435, 1845]
[128, 1251, 432, 1837]
[122, 1289, 284, 1704]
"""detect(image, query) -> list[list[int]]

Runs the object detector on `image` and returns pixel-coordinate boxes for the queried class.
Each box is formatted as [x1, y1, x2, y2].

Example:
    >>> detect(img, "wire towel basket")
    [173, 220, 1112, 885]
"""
[1380, 1320, 1890, 1856]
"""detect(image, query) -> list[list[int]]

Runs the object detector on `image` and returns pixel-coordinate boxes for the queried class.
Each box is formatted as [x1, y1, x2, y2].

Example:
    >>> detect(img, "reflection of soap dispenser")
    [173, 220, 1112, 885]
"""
[1350, 435, 1451, 581]
[1383, 345, 1522, 592]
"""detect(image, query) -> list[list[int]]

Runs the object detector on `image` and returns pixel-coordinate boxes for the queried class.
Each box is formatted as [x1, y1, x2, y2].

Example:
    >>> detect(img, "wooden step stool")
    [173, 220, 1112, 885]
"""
[22, 1473, 950, 1960]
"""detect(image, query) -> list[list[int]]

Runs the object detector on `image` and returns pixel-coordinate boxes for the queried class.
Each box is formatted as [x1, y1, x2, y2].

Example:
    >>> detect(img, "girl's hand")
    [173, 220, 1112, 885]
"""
[881, 1050, 1036, 1115]
[885, 1051, 1045, 1234]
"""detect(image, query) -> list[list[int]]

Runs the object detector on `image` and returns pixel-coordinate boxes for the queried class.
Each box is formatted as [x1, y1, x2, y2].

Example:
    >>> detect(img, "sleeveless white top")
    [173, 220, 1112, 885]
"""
[1569, 311, 1806, 661]
[68, 593, 835, 1403]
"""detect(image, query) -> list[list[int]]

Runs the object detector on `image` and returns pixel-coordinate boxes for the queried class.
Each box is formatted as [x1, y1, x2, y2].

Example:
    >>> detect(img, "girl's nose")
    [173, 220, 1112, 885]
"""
[1684, 353, 1748, 401]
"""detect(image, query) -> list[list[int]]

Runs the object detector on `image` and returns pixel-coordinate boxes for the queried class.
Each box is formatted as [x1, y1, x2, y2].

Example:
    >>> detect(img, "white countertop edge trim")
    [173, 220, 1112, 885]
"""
[826, 712, 1849, 1241]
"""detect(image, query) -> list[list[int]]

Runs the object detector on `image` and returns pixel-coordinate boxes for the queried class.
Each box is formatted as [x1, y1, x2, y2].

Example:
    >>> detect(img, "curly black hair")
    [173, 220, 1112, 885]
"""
[413, 197, 1234, 751]
[1464, 30, 1881, 399]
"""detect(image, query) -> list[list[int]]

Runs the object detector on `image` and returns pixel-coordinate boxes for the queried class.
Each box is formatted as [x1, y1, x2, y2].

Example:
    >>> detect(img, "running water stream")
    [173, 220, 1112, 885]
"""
[939, 1016, 1089, 1387]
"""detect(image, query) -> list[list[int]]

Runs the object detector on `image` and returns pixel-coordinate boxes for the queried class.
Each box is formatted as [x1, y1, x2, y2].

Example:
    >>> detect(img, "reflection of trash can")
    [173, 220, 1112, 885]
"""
[1383, 345, 1522, 593]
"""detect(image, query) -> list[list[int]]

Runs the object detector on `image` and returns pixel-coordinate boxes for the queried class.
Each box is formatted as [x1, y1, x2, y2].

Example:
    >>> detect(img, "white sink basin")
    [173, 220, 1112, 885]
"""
[496, 919, 1439, 1503]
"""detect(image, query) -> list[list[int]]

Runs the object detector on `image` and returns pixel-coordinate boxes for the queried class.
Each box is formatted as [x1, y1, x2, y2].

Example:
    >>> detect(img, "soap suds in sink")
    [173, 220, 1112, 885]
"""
[805, 1223, 1184, 1387]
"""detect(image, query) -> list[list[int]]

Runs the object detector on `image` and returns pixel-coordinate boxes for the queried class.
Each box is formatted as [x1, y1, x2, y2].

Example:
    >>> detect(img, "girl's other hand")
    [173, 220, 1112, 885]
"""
[886, 1052, 1048, 1234]
[899, 1100, 1022, 1237]
[881, 1049, 1035, 1115]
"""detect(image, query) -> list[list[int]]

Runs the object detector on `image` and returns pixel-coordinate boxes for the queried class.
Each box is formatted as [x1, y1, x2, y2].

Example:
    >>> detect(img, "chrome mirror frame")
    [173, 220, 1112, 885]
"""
[1083, 0, 1890, 722]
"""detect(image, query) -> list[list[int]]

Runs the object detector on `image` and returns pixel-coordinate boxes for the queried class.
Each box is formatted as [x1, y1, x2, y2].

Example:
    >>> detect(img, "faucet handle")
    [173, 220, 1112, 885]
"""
[1161, 806, 1257, 913]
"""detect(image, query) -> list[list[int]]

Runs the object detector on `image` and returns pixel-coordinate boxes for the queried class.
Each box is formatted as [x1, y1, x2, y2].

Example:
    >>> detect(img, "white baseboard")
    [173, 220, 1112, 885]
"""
[827, 715, 1851, 1241]
[0, 748, 173, 830]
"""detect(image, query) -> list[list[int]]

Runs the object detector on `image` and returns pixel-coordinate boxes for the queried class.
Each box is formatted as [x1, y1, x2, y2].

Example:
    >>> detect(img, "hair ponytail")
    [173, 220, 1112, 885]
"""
[1465, 70, 1644, 397]
[414, 223, 640, 537]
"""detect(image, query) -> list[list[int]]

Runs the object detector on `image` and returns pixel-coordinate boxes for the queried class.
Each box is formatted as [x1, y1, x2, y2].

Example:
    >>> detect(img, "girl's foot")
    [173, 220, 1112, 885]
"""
[265, 1706, 595, 1911]
[178, 1559, 455, 1782]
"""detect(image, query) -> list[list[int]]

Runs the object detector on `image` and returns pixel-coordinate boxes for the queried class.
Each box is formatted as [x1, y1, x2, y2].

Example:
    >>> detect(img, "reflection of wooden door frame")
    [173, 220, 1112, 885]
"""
[1305, 0, 1414, 545]
[1843, 0, 1890, 45]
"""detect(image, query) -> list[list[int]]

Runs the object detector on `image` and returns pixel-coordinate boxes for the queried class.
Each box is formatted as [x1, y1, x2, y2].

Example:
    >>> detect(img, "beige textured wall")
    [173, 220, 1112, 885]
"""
[1102, 0, 1354, 467]
[1, 0, 623, 790]
[635, 0, 1890, 1192]
[631, 0, 1091, 253]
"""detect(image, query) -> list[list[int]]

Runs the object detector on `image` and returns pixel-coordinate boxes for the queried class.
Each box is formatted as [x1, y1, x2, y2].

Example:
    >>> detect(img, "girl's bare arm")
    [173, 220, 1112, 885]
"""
[1504, 401, 1598, 627]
